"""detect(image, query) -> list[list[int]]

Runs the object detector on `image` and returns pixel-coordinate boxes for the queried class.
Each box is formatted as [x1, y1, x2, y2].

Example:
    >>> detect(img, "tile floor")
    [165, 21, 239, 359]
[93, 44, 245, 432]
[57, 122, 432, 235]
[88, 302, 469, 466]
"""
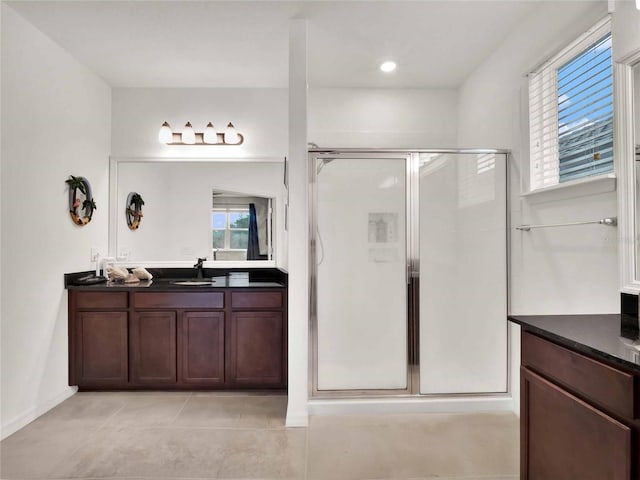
[0, 392, 519, 480]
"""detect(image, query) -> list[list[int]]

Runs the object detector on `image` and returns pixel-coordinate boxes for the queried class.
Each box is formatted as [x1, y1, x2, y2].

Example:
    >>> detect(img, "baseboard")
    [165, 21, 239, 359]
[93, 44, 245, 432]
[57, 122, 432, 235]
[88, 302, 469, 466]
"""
[1, 386, 78, 440]
[285, 409, 309, 427]
[308, 395, 515, 417]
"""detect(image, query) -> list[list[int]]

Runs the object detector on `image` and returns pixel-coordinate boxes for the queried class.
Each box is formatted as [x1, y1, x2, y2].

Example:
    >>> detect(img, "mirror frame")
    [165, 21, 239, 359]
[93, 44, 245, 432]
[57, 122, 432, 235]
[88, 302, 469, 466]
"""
[108, 156, 282, 267]
[616, 49, 640, 293]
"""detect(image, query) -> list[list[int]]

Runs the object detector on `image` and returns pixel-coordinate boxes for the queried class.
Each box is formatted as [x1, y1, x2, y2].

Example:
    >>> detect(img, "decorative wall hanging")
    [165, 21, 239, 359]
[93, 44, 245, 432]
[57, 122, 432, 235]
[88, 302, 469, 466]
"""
[125, 192, 145, 230]
[65, 175, 96, 226]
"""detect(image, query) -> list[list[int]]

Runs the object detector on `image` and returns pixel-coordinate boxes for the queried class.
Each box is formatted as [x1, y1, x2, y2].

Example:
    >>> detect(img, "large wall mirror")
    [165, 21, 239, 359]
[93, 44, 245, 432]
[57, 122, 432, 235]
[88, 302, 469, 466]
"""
[616, 49, 640, 293]
[108, 158, 285, 267]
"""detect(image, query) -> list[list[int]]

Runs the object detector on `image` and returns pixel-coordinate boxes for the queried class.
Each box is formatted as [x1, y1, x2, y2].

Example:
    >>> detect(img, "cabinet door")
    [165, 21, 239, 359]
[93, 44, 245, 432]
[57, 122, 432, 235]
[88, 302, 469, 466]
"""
[181, 312, 225, 385]
[228, 311, 284, 386]
[131, 311, 177, 384]
[76, 311, 128, 386]
[521, 367, 631, 480]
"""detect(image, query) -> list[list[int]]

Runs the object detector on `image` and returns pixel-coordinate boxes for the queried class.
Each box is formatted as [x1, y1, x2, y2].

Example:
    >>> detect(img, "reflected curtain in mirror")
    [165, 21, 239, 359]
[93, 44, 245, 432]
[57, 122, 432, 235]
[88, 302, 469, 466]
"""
[247, 203, 267, 261]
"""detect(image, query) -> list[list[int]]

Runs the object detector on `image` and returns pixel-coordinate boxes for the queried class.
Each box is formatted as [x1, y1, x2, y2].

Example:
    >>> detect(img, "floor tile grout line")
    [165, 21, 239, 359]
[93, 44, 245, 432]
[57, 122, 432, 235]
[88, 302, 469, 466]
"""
[93, 424, 288, 431]
[168, 391, 193, 425]
[98, 396, 132, 429]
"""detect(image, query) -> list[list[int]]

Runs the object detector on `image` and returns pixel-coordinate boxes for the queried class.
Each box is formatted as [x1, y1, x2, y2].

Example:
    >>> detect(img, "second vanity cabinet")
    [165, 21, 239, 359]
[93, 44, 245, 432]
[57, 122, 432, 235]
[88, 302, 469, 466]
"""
[69, 288, 287, 390]
[519, 330, 637, 480]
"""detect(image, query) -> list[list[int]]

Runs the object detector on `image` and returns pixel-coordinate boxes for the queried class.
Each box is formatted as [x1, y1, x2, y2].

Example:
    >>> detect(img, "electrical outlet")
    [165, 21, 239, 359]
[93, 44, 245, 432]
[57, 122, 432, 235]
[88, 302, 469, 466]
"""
[90, 247, 99, 262]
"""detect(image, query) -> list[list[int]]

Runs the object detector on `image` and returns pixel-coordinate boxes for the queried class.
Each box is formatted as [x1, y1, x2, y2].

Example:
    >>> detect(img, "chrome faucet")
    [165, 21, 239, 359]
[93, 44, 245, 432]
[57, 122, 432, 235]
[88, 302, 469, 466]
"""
[193, 257, 206, 279]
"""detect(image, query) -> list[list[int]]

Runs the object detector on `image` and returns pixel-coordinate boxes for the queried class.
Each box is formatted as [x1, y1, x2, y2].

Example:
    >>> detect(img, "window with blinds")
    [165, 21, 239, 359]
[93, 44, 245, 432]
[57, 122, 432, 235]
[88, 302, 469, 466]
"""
[528, 18, 612, 192]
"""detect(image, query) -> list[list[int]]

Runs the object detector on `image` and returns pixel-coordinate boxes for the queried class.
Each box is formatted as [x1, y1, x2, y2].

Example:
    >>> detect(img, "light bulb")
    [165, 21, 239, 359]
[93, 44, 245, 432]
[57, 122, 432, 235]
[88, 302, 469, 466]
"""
[158, 121, 173, 143]
[203, 122, 217, 144]
[224, 122, 239, 144]
[380, 61, 396, 73]
[637, 0, 639, 9]
[181, 122, 196, 144]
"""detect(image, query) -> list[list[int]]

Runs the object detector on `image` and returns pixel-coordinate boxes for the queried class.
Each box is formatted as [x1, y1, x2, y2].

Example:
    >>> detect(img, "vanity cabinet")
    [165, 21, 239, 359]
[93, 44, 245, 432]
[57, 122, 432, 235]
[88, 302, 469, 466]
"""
[131, 311, 178, 384]
[74, 311, 128, 386]
[227, 291, 286, 386]
[520, 331, 637, 480]
[69, 290, 129, 387]
[68, 288, 287, 390]
[181, 311, 225, 385]
[228, 311, 284, 386]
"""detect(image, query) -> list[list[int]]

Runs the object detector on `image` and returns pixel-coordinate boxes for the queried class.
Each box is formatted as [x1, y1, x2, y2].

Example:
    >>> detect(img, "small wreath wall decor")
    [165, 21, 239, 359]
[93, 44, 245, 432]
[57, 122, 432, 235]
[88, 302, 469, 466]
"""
[65, 175, 96, 226]
[126, 192, 145, 230]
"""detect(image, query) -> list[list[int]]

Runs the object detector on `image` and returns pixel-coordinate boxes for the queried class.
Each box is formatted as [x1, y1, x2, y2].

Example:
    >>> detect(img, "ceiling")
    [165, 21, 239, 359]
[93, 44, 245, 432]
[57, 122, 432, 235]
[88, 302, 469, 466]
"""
[6, 1, 577, 89]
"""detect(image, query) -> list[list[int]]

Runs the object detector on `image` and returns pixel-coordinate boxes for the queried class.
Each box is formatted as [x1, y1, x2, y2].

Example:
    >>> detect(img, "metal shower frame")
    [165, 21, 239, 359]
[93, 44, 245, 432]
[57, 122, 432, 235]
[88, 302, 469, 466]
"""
[308, 148, 511, 399]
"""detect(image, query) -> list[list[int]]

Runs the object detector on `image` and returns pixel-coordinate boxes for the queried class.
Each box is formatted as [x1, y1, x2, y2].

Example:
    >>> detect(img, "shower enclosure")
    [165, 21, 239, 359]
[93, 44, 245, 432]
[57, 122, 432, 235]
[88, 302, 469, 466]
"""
[309, 149, 508, 397]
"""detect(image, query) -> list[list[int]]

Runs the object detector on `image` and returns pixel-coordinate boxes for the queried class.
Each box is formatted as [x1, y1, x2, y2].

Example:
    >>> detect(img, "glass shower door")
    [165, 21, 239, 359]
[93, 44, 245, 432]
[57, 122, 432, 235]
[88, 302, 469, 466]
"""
[418, 152, 508, 394]
[313, 154, 409, 392]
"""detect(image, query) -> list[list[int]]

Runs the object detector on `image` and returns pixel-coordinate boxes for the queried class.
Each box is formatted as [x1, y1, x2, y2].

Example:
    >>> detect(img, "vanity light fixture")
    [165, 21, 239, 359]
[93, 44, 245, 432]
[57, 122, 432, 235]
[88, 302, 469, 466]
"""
[158, 121, 173, 143]
[224, 122, 240, 144]
[637, 0, 640, 10]
[181, 122, 196, 144]
[158, 121, 245, 145]
[203, 122, 217, 143]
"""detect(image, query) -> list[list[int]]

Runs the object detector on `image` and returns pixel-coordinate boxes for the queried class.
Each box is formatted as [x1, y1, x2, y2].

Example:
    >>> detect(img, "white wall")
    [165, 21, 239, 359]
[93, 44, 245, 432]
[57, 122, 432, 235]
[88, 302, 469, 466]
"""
[286, 19, 309, 427]
[111, 88, 287, 159]
[116, 161, 285, 266]
[1, 4, 111, 438]
[635, 68, 640, 141]
[309, 88, 458, 148]
[612, 0, 640, 62]
[457, 1, 614, 414]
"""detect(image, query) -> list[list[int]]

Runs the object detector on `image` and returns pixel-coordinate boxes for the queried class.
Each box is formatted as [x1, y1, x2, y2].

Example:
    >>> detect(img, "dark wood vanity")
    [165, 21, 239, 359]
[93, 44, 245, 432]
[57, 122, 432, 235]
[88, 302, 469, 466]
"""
[68, 286, 287, 390]
[510, 314, 640, 480]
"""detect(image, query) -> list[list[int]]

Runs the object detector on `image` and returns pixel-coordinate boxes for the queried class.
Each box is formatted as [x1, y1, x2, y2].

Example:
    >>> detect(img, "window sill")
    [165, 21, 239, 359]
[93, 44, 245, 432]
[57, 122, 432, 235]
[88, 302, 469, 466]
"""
[521, 174, 616, 204]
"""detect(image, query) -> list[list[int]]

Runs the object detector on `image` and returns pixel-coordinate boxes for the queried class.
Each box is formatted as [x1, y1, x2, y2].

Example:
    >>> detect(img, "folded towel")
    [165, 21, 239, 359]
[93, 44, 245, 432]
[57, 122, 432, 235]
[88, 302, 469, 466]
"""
[132, 267, 153, 280]
[107, 265, 130, 281]
[124, 273, 141, 283]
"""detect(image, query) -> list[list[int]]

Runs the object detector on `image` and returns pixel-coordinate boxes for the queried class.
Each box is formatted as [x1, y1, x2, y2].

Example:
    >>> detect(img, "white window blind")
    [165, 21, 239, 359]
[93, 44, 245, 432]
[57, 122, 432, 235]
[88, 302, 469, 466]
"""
[528, 18, 612, 192]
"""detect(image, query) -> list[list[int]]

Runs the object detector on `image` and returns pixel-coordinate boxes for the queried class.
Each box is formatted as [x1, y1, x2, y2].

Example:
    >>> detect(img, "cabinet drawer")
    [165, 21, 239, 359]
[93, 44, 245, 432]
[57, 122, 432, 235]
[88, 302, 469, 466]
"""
[133, 292, 224, 309]
[522, 331, 635, 418]
[231, 291, 283, 309]
[75, 291, 128, 309]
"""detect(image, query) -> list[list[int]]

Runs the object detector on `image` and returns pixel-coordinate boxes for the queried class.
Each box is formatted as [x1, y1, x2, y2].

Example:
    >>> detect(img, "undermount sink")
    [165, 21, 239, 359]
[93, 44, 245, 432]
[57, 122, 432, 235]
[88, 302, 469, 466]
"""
[170, 279, 222, 286]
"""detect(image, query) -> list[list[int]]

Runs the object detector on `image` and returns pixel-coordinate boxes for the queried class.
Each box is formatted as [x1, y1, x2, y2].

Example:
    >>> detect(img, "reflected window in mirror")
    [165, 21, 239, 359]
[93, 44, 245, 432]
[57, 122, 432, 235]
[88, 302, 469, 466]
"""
[212, 191, 273, 262]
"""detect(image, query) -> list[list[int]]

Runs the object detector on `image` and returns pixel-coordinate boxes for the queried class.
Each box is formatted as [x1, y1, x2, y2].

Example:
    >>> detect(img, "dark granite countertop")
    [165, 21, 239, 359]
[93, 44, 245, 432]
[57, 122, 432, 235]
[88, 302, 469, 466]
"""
[65, 268, 287, 291]
[67, 278, 285, 291]
[509, 314, 640, 372]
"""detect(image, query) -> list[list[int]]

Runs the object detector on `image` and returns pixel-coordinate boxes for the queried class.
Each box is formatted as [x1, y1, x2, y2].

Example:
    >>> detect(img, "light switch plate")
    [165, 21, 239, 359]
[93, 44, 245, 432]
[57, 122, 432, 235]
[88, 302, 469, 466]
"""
[90, 247, 99, 262]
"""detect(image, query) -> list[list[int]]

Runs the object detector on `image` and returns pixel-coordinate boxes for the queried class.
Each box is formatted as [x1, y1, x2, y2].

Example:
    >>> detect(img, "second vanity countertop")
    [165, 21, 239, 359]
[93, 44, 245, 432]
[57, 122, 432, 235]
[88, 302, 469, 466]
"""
[509, 314, 640, 372]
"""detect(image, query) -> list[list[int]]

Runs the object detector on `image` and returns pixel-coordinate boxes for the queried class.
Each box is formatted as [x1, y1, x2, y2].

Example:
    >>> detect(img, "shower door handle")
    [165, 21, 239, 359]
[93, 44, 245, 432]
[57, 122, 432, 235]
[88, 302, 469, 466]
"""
[407, 263, 418, 284]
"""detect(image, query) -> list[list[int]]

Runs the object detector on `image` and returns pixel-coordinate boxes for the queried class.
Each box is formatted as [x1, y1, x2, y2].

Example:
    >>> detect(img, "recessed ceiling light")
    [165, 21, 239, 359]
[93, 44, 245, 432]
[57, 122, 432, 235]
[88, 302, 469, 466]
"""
[380, 61, 396, 73]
